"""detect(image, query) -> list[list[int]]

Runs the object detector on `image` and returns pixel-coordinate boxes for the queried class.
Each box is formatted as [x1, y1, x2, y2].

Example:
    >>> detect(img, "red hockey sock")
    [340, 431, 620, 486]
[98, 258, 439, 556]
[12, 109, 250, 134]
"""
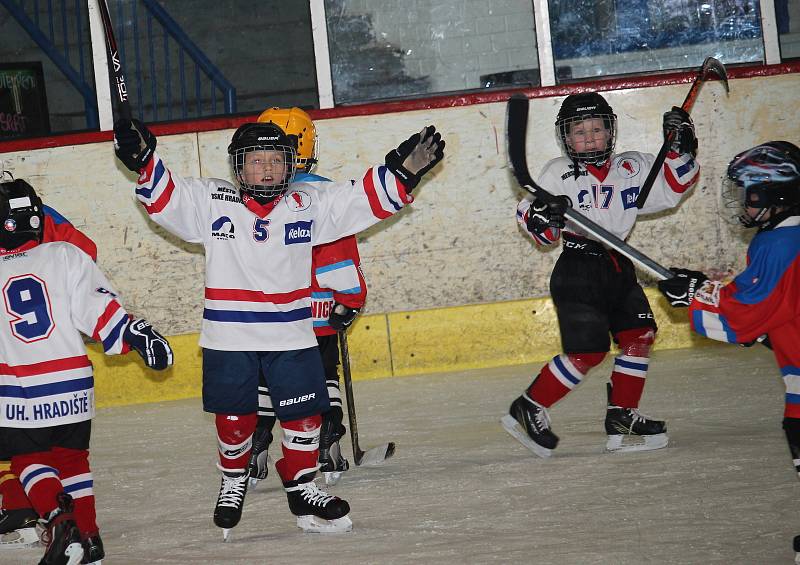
[610, 328, 654, 408]
[275, 415, 322, 483]
[215, 413, 257, 472]
[527, 353, 606, 407]
[0, 468, 33, 510]
[11, 452, 62, 517]
[53, 447, 97, 538]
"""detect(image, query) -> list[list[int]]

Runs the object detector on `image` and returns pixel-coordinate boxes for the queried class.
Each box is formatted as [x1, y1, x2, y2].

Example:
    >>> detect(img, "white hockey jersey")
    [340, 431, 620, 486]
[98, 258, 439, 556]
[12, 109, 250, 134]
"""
[0, 242, 130, 428]
[516, 151, 699, 245]
[134, 152, 411, 351]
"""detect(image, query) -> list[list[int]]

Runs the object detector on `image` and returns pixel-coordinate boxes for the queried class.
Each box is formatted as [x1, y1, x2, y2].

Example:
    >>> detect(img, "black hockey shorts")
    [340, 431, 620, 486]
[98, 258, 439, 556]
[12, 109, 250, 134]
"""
[550, 241, 657, 354]
[316, 333, 341, 383]
[202, 347, 329, 421]
[0, 420, 91, 458]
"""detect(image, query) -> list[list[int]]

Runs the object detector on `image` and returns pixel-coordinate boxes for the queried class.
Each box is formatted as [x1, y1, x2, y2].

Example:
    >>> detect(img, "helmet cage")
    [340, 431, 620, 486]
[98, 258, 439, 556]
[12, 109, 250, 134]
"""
[0, 178, 44, 250]
[231, 144, 297, 200]
[556, 113, 617, 165]
[723, 142, 800, 228]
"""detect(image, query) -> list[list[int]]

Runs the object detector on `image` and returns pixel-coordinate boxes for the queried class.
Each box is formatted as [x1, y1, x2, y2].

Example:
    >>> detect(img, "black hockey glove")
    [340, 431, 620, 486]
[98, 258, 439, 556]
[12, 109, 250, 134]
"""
[385, 126, 445, 192]
[657, 268, 709, 308]
[113, 118, 157, 172]
[662, 106, 697, 156]
[526, 195, 570, 234]
[329, 302, 361, 332]
[123, 318, 173, 370]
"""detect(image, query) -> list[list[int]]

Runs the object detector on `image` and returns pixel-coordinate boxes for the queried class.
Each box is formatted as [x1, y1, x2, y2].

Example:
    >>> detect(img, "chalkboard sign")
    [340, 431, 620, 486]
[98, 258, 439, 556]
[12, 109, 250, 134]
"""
[0, 62, 50, 139]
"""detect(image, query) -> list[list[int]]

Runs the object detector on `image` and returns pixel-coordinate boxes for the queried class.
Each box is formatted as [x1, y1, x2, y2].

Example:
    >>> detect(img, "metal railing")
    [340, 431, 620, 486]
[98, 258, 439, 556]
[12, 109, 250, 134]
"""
[1, 0, 236, 129]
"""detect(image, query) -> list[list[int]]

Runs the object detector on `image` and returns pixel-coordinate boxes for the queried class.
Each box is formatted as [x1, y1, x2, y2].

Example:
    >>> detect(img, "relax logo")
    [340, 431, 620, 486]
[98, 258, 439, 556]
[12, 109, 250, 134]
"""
[211, 216, 235, 240]
[284, 220, 312, 245]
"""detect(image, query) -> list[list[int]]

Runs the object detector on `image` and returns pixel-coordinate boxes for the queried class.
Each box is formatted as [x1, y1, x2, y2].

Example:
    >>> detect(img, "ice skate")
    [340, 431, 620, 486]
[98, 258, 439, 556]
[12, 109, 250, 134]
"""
[284, 474, 352, 533]
[81, 534, 104, 564]
[319, 408, 349, 485]
[213, 470, 249, 542]
[605, 385, 668, 453]
[794, 534, 800, 564]
[38, 493, 84, 565]
[248, 424, 274, 489]
[0, 507, 40, 549]
[501, 394, 559, 458]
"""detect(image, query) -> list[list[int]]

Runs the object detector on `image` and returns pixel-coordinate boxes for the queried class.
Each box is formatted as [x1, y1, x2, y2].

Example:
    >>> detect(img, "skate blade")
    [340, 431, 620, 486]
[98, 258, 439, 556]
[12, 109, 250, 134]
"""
[501, 415, 552, 459]
[605, 433, 668, 453]
[65, 542, 85, 565]
[0, 527, 40, 549]
[222, 528, 232, 542]
[296, 514, 353, 534]
[324, 471, 344, 486]
[358, 443, 395, 467]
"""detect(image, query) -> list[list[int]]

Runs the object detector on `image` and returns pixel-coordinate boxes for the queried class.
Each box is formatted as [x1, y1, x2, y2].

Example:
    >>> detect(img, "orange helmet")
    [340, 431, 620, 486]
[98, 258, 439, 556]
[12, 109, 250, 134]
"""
[257, 107, 318, 172]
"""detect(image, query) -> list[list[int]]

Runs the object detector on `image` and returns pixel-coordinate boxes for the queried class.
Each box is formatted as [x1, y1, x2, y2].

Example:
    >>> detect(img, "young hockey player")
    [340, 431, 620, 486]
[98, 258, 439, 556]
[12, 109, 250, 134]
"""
[0, 197, 98, 553]
[656, 141, 800, 560]
[113, 116, 443, 537]
[0, 176, 173, 564]
[503, 92, 700, 457]
[246, 107, 366, 488]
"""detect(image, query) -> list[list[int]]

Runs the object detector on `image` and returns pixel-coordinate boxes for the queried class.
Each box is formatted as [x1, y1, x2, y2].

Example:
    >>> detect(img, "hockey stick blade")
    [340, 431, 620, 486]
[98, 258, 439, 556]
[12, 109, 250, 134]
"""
[339, 331, 396, 467]
[357, 442, 396, 467]
[506, 95, 673, 281]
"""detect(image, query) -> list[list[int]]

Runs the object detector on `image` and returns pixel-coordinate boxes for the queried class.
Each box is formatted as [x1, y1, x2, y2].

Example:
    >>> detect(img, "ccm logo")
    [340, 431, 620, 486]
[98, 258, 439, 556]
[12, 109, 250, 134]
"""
[279, 393, 316, 407]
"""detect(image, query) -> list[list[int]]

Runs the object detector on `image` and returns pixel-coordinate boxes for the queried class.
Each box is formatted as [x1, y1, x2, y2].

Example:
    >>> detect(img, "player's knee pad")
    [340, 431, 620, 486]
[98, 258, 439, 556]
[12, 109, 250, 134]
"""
[566, 352, 607, 375]
[277, 415, 322, 481]
[215, 413, 257, 471]
[615, 327, 656, 358]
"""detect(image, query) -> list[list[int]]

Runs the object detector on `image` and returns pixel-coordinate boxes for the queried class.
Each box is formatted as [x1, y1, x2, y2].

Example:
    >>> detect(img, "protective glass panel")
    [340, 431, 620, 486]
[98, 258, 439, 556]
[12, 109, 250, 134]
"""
[776, 0, 800, 58]
[324, 0, 540, 104]
[549, 0, 765, 81]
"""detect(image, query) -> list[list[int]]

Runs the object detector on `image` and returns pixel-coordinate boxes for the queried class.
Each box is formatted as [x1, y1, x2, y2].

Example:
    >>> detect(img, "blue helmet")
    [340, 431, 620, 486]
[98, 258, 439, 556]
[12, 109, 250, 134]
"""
[725, 141, 800, 228]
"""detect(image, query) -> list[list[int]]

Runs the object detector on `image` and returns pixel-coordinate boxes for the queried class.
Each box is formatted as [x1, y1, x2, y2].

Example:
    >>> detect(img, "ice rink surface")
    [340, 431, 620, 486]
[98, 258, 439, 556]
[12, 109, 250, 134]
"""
[5, 344, 799, 564]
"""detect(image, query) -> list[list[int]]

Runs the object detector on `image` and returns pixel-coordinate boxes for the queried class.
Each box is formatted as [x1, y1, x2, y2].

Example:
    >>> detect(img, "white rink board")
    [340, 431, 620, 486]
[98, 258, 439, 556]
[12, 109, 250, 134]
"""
[2, 73, 800, 334]
[4, 345, 797, 564]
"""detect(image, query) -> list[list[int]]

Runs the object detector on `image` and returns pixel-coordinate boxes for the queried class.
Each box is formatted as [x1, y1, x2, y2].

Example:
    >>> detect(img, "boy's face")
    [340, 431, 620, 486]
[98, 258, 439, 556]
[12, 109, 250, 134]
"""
[241, 150, 288, 187]
[565, 117, 611, 155]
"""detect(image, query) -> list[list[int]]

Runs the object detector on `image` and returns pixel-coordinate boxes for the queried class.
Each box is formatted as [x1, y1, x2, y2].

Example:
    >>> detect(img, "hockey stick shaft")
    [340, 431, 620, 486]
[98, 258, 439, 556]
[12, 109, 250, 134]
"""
[339, 330, 366, 465]
[635, 57, 728, 209]
[97, 0, 132, 120]
[506, 94, 673, 281]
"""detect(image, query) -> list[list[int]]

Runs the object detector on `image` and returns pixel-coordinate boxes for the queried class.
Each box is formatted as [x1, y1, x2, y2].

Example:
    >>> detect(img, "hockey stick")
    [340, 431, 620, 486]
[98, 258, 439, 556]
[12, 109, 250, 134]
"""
[506, 94, 673, 281]
[634, 57, 728, 209]
[97, 0, 132, 120]
[339, 330, 396, 466]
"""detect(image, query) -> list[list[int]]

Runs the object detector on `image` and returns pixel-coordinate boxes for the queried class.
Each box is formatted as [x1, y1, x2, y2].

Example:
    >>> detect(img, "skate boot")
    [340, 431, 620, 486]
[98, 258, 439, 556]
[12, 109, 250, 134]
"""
[501, 393, 559, 458]
[284, 474, 352, 533]
[80, 534, 104, 564]
[0, 506, 40, 548]
[248, 422, 274, 489]
[39, 493, 84, 565]
[213, 470, 249, 542]
[604, 384, 668, 453]
[319, 407, 349, 485]
[793, 534, 800, 564]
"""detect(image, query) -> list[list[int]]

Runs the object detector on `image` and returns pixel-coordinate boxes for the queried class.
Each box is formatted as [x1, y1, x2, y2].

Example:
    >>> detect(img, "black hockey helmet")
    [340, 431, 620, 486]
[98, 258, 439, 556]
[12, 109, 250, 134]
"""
[0, 177, 44, 251]
[724, 141, 800, 228]
[228, 122, 297, 200]
[556, 92, 617, 165]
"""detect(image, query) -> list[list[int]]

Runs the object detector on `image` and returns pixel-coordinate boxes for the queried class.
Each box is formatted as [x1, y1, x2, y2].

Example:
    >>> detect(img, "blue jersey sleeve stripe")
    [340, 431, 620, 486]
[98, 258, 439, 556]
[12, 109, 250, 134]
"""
[43, 205, 71, 225]
[378, 166, 403, 211]
[316, 260, 355, 274]
[102, 317, 128, 352]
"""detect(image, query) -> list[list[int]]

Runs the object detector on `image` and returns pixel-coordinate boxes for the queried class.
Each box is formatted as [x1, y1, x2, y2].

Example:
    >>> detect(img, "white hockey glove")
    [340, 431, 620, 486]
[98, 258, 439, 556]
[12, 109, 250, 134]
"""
[328, 302, 361, 332]
[657, 268, 708, 308]
[385, 126, 445, 191]
[123, 318, 173, 370]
